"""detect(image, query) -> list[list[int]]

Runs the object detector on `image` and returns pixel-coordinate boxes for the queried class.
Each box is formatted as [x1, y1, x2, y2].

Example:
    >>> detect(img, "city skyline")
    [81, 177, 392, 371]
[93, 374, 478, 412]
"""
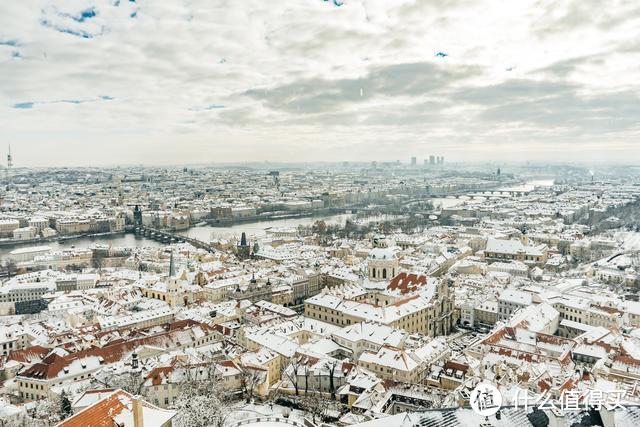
[2, 2, 640, 425]
[2, 0, 640, 166]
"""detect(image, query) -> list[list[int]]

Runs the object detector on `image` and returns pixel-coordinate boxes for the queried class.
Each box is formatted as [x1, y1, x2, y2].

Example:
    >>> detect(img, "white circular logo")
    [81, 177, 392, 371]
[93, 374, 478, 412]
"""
[470, 382, 502, 416]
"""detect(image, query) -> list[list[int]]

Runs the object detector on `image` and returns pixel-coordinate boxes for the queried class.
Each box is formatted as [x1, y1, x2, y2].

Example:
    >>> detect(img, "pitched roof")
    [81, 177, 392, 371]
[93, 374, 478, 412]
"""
[386, 272, 428, 295]
[7, 345, 50, 364]
[57, 389, 176, 427]
[20, 320, 216, 381]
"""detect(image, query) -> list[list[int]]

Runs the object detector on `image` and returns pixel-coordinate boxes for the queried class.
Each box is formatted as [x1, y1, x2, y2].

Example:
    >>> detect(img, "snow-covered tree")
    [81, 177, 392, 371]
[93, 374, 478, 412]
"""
[172, 362, 231, 427]
[30, 395, 63, 426]
[173, 392, 229, 427]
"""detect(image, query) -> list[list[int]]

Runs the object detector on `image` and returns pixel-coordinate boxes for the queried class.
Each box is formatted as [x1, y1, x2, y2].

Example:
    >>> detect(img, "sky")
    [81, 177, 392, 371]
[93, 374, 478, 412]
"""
[1, 0, 639, 167]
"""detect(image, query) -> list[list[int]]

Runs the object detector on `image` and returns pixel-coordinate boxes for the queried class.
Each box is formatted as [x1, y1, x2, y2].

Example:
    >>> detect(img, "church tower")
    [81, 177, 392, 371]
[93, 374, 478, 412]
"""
[133, 205, 142, 226]
[169, 249, 176, 277]
[237, 232, 251, 260]
[367, 236, 399, 281]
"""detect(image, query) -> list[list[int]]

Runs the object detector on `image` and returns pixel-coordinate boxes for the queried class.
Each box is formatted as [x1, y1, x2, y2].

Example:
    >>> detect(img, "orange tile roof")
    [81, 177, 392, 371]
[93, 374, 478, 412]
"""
[57, 388, 175, 427]
[58, 390, 128, 427]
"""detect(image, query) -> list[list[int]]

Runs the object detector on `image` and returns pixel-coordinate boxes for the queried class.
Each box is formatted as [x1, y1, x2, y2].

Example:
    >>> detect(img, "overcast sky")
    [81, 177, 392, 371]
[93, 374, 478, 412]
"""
[1, 0, 639, 167]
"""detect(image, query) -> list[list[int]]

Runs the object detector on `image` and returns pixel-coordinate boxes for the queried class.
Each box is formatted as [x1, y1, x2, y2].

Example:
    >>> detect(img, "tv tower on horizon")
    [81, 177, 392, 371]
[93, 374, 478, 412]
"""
[6, 144, 12, 187]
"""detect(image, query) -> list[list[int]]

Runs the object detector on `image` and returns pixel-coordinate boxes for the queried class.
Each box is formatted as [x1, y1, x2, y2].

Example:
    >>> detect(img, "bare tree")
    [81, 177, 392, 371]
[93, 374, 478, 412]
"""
[92, 252, 106, 270]
[303, 363, 311, 395]
[2, 258, 17, 279]
[326, 359, 339, 400]
[66, 262, 88, 272]
[97, 371, 146, 396]
[240, 367, 264, 403]
[284, 357, 302, 396]
[299, 380, 333, 424]
[312, 220, 327, 235]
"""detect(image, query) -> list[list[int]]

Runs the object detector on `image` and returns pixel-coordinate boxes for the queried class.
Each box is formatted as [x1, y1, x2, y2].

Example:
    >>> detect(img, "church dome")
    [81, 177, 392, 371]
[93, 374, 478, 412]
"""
[369, 247, 396, 260]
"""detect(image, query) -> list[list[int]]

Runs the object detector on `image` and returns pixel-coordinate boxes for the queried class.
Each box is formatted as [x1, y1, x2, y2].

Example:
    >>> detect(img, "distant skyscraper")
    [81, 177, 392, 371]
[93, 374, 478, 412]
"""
[429, 155, 435, 165]
[411, 157, 417, 167]
[6, 144, 12, 185]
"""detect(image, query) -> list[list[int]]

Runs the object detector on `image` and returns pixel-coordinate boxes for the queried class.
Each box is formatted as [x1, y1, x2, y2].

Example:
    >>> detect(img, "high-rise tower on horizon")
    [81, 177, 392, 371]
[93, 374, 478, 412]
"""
[5, 144, 12, 187]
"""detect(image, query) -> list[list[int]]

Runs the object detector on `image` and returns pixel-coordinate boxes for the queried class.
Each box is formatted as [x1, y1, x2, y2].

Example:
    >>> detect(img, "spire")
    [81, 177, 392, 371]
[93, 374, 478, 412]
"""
[169, 250, 175, 277]
[6, 144, 12, 187]
[240, 232, 247, 246]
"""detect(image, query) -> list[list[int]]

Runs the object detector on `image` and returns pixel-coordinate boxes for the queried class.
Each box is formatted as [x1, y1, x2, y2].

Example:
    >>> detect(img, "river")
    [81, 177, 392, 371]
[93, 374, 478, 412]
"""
[0, 213, 355, 257]
[0, 180, 555, 257]
[175, 213, 355, 241]
[430, 179, 555, 210]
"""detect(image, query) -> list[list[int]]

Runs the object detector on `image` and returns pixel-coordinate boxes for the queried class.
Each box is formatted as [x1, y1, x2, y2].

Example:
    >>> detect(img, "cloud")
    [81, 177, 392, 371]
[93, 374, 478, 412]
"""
[0, 0, 638, 166]
[242, 62, 478, 115]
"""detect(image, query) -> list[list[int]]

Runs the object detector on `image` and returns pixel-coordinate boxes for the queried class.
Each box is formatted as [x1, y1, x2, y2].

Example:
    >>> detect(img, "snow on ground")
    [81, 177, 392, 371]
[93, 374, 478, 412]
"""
[225, 401, 308, 426]
[616, 231, 640, 251]
[236, 423, 295, 427]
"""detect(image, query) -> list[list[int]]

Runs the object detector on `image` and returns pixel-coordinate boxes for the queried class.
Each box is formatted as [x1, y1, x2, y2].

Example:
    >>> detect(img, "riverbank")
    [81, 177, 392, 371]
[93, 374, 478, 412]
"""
[0, 231, 127, 250]
[0, 212, 356, 258]
[205, 207, 352, 227]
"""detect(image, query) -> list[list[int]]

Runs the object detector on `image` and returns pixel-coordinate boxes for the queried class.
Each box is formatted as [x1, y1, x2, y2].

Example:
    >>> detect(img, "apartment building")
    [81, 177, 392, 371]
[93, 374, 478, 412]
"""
[484, 237, 548, 265]
[305, 276, 454, 337]
[497, 288, 534, 321]
[331, 322, 407, 359]
[357, 338, 449, 384]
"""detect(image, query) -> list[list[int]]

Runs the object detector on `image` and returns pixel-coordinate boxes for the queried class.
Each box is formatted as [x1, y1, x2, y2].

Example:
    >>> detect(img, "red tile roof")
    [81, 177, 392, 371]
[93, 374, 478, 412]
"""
[386, 272, 428, 295]
[7, 345, 50, 364]
[20, 321, 217, 381]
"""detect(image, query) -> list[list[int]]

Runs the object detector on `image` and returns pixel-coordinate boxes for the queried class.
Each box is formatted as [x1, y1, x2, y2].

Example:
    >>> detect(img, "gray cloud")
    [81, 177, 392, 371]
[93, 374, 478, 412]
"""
[243, 62, 478, 114]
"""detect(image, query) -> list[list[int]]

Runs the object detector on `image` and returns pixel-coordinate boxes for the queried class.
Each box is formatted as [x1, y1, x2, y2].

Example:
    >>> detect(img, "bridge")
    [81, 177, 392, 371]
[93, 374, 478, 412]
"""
[132, 226, 215, 252]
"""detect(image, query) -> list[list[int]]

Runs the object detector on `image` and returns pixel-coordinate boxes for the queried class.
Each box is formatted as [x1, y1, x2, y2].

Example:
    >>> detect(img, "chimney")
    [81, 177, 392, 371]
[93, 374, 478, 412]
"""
[132, 396, 144, 427]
